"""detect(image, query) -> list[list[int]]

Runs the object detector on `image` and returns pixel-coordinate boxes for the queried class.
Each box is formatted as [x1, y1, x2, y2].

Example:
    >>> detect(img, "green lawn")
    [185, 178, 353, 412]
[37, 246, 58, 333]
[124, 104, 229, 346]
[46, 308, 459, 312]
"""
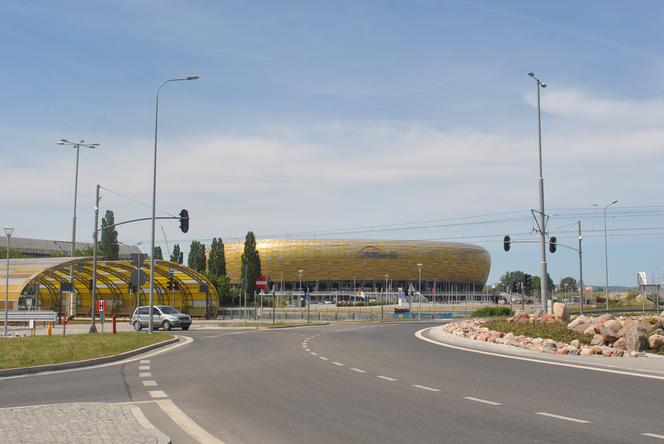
[484, 319, 593, 345]
[0, 332, 172, 370]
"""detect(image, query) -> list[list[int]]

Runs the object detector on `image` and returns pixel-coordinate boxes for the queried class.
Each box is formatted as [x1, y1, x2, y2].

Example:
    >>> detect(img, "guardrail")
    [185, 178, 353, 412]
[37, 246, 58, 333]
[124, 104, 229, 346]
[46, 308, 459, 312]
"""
[1, 310, 58, 324]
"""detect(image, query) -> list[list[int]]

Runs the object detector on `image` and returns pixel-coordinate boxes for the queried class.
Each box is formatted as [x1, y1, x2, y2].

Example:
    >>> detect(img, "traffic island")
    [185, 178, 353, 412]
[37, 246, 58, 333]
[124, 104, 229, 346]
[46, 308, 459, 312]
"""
[0, 332, 177, 376]
[440, 304, 664, 358]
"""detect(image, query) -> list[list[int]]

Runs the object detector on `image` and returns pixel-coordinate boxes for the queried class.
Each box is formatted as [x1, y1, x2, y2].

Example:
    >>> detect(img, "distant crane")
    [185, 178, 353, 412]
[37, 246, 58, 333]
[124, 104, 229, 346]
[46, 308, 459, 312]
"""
[160, 226, 172, 259]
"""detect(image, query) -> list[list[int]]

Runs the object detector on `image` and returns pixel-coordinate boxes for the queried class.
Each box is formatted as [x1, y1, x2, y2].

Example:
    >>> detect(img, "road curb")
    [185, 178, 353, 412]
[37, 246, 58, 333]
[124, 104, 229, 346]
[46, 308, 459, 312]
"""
[0, 336, 179, 377]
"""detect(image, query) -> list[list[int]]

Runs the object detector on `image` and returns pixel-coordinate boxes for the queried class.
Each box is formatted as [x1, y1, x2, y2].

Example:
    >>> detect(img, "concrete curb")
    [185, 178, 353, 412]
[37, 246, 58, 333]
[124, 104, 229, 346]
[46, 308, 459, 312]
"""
[130, 405, 171, 444]
[0, 336, 179, 377]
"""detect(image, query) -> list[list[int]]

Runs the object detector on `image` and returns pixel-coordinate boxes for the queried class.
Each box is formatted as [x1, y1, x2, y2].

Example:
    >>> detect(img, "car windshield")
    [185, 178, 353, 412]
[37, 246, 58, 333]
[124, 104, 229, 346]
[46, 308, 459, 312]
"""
[158, 306, 180, 314]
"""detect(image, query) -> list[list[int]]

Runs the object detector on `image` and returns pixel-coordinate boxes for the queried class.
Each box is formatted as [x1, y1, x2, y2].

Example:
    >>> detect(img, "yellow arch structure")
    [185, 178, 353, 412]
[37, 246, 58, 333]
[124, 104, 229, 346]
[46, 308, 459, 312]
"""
[0, 257, 218, 318]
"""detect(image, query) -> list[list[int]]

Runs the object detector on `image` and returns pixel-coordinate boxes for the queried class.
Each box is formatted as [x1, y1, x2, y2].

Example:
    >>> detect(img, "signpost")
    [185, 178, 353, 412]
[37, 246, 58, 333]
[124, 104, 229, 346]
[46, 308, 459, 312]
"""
[97, 299, 106, 333]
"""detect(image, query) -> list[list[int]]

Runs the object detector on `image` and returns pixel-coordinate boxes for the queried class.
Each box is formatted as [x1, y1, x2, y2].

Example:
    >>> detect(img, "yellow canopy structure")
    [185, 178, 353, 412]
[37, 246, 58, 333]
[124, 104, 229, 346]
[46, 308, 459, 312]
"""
[0, 257, 218, 318]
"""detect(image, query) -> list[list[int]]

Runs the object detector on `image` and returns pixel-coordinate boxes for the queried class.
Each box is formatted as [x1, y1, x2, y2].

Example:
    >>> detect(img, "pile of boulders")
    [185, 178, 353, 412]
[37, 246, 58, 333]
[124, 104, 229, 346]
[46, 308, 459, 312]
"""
[441, 305, 664, 358]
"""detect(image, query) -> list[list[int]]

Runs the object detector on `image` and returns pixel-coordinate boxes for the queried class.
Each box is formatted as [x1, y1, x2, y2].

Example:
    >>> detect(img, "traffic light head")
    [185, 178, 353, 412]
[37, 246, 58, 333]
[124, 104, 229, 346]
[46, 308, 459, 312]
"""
[549, 236, 557, 253]
[503, 235, 511, 252]
[179, 209, 189, 233]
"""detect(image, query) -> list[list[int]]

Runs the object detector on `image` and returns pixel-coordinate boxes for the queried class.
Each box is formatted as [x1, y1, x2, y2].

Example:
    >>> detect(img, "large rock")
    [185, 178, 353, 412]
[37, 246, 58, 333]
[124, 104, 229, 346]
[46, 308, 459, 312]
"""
[591, 334, 605, 346]
[553, 303, 569, 322]
[624, 324, 649, 352]
[648, 334, 664, 350]
[599, 325, 619, 343]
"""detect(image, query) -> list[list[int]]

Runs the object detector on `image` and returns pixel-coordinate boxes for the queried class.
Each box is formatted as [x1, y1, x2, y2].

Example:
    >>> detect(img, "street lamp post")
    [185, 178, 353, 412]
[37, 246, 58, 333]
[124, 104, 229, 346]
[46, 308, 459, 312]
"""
[595, 200, 618, 313]
[528, 72, 550, 313]
[298, 269, 304, 320]
[417, 263, 422, 320]
[4, 226, 14, 336]
[383, 274, 388, 320]
[148, 75, 199, 333]
[57, 139, 99, 317]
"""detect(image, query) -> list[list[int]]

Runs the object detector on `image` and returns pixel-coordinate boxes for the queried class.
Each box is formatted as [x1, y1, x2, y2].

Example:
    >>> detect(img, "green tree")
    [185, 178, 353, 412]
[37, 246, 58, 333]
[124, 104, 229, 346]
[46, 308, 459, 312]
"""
[99, 210, 119, 260]
[74, 245, 94, 256]
[207, 237, 227, 277]
[532, 274, 554, 293]
[498, 270, 525, 292]
[240, 231, 261, 302]
[170, 244, 183, 264]
[153, 246, 163, 261]
[559, 276, 578, 292]
[187, 240, 207, 273]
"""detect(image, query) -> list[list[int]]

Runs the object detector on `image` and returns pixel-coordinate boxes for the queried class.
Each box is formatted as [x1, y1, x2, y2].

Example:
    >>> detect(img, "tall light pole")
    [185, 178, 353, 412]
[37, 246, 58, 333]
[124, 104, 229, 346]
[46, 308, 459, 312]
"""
[4, 226, 14, 336]
[577, 220, 584, 315]
[57, 139, 99, 316]
[148, 75, 199, 333]
[417, 263, 422, 320]
[595, 200, 618, 312]
[528, 72, 549, 313]
[298, 269, 304, 319]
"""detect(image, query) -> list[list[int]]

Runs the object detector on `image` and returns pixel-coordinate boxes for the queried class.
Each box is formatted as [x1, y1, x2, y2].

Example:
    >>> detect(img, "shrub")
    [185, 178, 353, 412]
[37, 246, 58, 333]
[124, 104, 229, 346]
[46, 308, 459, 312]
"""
[470, 306, 513, 318]
[485, 319, 593, 345]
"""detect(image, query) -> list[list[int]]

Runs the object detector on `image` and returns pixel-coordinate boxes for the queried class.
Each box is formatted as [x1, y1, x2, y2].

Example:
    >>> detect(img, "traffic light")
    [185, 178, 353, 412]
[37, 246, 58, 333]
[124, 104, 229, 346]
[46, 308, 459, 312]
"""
[503, 235, 511, 252]
[511, 281, 518, 293]
[524, 274, 532, 294]
[179, 209, 189, 233]
[549, 236, 557, 253]
[167, 278, 173, 290]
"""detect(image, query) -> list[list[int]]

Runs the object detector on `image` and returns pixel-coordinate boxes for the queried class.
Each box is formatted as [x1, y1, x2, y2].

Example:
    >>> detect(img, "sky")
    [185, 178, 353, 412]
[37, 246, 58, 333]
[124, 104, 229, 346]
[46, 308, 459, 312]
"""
[1, 0, 663, 287]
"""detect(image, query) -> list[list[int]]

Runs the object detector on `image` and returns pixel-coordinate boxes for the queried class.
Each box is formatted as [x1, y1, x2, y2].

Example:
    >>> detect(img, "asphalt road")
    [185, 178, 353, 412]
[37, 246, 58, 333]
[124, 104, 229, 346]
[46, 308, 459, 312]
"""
[2, 323, 664, 443]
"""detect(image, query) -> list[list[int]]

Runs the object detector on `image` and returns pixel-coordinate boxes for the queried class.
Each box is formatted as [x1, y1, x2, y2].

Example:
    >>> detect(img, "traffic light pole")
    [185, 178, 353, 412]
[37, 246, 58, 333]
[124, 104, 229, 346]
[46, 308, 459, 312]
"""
[578, 220, 584, 315]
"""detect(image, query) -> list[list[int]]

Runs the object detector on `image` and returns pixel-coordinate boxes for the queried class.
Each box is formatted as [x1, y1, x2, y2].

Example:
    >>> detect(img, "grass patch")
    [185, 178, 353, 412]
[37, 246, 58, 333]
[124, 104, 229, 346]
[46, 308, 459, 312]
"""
[485, 319, 593, 345]
[470, 306, 513, 318]
[0, 332, 172, 370]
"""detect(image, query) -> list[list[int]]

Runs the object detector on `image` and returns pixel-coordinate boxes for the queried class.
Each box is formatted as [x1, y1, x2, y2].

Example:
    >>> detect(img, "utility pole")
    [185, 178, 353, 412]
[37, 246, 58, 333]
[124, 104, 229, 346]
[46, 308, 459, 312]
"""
[529, 72, 549, 313]
[578, 220, 584, 315]
[90, 185, 101, 333]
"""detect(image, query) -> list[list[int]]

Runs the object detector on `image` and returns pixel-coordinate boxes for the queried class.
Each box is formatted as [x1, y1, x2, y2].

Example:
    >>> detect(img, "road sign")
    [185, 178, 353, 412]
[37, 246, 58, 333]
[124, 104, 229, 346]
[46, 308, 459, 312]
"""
[130, 253, 148, 267]
[60, 282, 73, 292]
[130, 269, 148, 288]
[96, 300, 106, 312]
[256, 276, 268, 289]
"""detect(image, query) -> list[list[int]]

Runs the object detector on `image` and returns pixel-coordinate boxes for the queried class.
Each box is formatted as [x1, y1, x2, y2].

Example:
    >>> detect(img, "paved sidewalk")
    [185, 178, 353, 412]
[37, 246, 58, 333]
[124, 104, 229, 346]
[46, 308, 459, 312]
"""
[0, 402, 169, 444]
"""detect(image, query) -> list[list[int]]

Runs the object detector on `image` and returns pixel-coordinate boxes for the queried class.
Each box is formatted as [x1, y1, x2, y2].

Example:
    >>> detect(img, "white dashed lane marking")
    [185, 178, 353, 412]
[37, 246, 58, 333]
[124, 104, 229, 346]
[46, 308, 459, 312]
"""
[350, 368, 367, 373]
[332, 362, 344, 366]
[142, 380, 158, 387]
[377, 376, 397, 382]
[642, 433, 664, 440]
[319, 357, 329, 361]
[464, 397, 501, 406]
[139, 372, 152, 378]
[535, 412, 589, 424]
[139, 366, 150, 371]
[148, 390, 168, 399]
[412, 385, 440, 392]
[140, 360, 150, 364]
[310, 352, 318, 356]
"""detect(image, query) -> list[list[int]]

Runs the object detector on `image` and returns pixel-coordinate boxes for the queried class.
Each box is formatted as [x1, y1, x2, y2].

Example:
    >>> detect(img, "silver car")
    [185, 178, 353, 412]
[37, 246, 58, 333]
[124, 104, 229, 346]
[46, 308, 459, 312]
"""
[131, 305, 192, 331]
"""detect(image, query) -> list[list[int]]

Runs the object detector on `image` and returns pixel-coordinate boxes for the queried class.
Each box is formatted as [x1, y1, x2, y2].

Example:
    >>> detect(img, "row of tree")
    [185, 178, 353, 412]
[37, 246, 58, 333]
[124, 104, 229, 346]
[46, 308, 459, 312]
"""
[498, 270, 578, 296]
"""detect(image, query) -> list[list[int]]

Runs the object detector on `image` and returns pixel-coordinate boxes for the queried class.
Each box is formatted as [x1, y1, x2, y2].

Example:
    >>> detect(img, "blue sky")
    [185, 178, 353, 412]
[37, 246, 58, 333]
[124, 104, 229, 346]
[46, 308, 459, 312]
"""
[2, 1, 664, 287]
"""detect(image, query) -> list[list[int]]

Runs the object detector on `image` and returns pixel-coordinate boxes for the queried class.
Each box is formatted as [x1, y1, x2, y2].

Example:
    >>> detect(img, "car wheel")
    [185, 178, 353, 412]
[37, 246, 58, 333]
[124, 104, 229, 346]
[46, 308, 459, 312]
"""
[181, 325, 189, 331]
[133, 321, 142, 331]
[162, 321, 172, 331]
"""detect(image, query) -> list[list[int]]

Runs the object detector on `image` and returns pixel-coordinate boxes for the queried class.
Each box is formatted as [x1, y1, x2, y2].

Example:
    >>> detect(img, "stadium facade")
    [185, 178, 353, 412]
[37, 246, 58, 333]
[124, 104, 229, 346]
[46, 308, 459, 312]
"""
[224, 239, 490, 294]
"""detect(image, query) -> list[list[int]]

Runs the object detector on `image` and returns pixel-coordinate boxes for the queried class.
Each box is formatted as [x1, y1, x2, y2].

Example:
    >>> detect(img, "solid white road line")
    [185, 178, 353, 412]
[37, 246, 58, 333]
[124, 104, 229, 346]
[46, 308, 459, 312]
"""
[641, 433, 664, 440]
[138, 365, 150, 371]
[350, 368, 367, 373]
[412, 384, 440, 392]
[157, 399, 224, 444]
[142, 380, 158, 387]
[140, 360, 150, 364]
[535, 412, 589, 424]
[332, 362, 344, 366]
[148, 390, 168, 399]
[415, 328, 664, 381]
[464, 396, 501, 406]
[319, 357, 329, 361]
[377, 375, 397, 382]
[139, 372, 152, 378]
